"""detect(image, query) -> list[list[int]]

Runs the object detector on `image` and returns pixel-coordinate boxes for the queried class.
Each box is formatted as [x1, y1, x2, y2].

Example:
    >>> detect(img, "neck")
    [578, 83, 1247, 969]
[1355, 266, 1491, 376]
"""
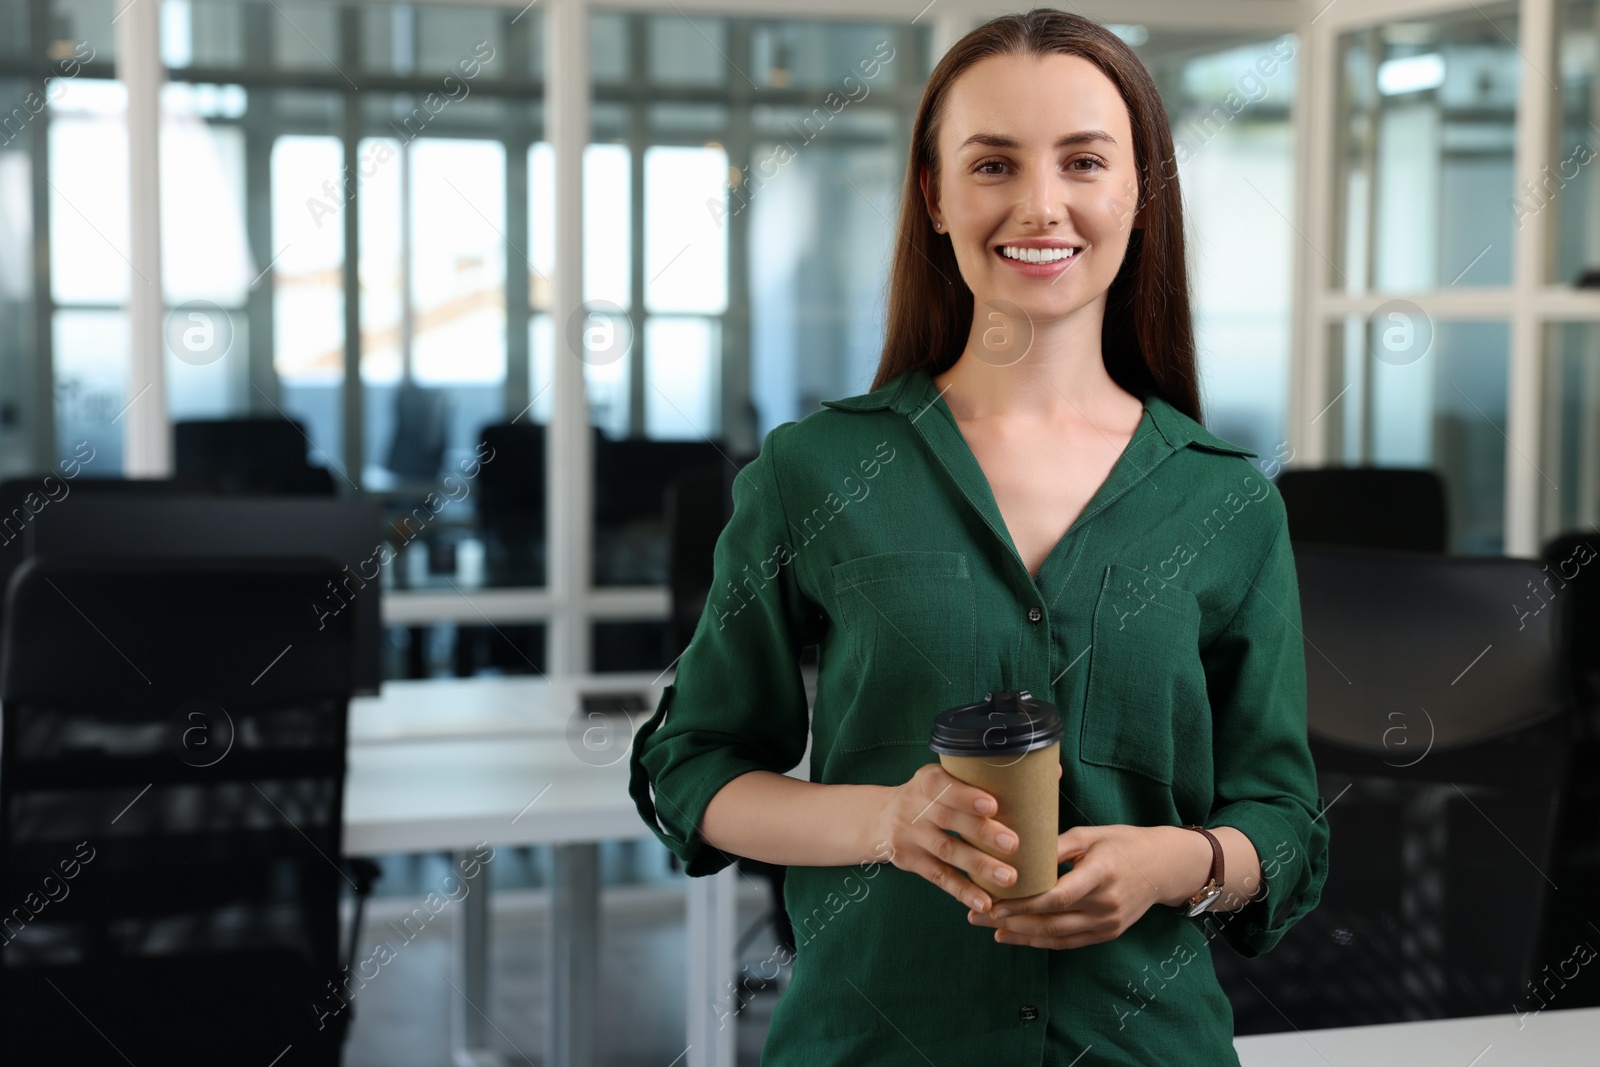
[936, 296, 1128, 421]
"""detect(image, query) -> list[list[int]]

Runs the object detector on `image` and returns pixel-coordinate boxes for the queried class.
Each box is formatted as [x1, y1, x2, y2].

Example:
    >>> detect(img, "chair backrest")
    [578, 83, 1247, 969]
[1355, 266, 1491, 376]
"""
[384, 385, 451, 481]
[594, 435, 729, 527]
[1542, 531, 1600, 735]
[1296, 546, 1565, 749]
[0, 476, 197, 639]
[1210, 546, 1572, 1034]
[473, 422, 547, 587]
[1276, 467, 1449, 552]
[174, 418, 333, 496]
[664, 465, 735, 653]
[476, 421, 546, 517]
[0, 556, 354, 1059]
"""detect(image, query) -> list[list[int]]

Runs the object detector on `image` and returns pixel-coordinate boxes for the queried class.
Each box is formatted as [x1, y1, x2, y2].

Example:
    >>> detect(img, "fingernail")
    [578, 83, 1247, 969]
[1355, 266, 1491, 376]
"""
[995, 868, 1014, 885]
[969, 895, 986, 910]
[993, 906, 1011, 919]
[976, 799, 995, 815]
[996, 833, 1016, 851]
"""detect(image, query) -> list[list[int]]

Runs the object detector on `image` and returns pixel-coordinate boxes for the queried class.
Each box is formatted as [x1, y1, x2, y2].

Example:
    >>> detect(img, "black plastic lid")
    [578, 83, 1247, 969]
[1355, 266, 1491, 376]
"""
[928, 689, 1063, 757]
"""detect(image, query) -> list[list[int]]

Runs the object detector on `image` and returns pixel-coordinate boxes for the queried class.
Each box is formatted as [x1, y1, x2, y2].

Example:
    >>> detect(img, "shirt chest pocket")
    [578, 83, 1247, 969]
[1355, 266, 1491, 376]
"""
[830, 551, 979, 753]
[1080, 564, 1209, 787]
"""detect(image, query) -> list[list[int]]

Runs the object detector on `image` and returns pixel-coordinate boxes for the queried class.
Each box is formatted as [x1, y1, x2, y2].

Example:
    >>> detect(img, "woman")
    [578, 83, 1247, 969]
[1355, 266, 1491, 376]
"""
[628, 9, 1328, 1065]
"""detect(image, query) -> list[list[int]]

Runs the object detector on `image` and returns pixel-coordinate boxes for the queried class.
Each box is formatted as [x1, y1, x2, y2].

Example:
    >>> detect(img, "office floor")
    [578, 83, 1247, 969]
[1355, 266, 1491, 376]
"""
[343, 880, 778, 1067]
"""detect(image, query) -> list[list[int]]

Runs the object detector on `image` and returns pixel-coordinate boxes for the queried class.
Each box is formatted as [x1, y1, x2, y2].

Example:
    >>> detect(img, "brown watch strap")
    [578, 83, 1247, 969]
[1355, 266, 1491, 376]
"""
[1181, 824, 1224, 895]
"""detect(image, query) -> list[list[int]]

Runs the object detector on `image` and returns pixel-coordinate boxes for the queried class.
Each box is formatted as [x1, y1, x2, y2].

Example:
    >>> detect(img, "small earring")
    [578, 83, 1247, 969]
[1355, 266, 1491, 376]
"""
[933, 222, 943, 232]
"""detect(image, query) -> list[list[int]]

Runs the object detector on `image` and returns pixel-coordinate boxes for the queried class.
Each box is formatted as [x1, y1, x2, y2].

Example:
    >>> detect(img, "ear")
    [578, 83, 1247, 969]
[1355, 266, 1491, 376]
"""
[919, 163, 942, 232]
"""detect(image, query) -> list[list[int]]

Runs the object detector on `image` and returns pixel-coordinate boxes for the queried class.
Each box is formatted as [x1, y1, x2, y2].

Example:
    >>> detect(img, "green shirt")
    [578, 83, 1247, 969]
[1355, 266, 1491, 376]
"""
[628, 365, 1330, 1066]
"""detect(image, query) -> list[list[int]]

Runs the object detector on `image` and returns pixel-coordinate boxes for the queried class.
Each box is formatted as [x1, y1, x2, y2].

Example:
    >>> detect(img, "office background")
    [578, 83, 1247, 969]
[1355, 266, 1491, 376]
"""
[9, 0, 1554, 683]
[1, 1, 1598, 1064]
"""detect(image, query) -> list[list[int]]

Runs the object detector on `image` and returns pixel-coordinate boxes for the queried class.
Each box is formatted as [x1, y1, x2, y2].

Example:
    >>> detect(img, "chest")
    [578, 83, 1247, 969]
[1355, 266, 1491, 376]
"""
[957, 421, 1134, 579]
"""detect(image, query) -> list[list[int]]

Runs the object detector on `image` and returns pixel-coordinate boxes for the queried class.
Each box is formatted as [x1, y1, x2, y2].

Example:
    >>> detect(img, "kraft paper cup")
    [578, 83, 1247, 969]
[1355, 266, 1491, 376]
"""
[929, 690, 1063, 900]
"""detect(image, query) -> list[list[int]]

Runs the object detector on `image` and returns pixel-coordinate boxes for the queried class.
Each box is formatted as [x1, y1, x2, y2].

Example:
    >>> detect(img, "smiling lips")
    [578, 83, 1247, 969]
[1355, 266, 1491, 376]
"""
[995, 242, 1082, 274]
[998, 244, 1079, 263]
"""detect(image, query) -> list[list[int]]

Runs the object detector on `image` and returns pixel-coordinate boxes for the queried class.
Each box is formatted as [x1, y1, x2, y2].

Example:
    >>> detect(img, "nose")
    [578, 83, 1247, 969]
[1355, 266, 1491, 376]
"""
[1015, 157, 1062, 228]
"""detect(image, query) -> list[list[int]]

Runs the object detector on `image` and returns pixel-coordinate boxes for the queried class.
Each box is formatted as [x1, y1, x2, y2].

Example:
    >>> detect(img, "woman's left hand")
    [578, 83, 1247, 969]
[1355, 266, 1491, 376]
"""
[965, 823, 1208, 949]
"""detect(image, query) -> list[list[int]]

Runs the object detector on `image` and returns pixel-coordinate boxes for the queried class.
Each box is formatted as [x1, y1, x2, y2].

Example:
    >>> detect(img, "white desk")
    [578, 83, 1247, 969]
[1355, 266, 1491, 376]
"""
[348, 673, 663, 745]
[1234, 1005, 1600, 1065]
[343, 672, 743, 1067]
[350, 676, 1600, 1067]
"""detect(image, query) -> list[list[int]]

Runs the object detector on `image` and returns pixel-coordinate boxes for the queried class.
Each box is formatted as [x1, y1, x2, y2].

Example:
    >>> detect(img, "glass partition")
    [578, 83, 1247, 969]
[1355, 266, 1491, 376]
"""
[1542, 323, 1600, 540]
[1133, 27, 1299, 458]
[1329, 314, 1508, 553]
[1334, 5, 1519, 293]
[582, 11, 928, 620]
[1553, 0, 1600, 285]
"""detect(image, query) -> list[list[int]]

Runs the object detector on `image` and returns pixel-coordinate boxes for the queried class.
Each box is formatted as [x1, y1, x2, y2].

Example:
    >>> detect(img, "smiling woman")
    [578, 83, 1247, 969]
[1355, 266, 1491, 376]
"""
[629, 10, 1328, 1067]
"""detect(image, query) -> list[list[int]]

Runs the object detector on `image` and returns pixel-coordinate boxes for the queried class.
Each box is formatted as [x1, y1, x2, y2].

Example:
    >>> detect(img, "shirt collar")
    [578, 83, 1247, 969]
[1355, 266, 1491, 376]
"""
[820, 364, 1258, 459]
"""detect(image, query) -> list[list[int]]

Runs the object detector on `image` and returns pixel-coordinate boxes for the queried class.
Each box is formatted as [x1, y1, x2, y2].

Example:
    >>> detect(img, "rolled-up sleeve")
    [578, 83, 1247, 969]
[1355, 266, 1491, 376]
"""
[627, 423, 818, 877]
[1198, 502, 1330, 957]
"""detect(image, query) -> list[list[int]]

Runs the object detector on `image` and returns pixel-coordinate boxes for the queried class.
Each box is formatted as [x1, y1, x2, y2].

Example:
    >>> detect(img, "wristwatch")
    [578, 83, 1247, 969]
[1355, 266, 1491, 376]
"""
[1177, 824, 1224, 916]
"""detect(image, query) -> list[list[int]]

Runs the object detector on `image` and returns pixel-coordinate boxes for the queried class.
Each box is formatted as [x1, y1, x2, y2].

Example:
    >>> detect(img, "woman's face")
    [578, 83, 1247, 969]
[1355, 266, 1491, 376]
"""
[925, 52, 1141, 325]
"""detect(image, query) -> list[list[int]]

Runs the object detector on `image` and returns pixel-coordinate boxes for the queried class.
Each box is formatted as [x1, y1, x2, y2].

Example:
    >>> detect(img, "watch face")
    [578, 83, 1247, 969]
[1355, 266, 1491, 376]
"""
[1186, 888, 1221, 917]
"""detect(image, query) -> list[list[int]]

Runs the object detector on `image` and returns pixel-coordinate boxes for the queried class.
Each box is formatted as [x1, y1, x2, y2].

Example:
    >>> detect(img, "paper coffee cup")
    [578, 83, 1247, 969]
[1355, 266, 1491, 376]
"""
[929, 690, 1063, 900]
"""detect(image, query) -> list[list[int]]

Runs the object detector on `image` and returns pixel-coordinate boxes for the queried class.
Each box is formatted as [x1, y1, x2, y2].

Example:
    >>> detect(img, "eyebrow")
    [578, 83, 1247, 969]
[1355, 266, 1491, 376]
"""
[957, 130, 1118, 151]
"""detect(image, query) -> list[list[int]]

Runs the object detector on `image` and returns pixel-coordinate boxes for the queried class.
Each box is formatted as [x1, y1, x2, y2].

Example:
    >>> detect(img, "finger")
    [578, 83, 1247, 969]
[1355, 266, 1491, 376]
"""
[986, 886, 1069, 918]
[917, 765, 999, 818]
[1056, 825, 1095, 865]
[937, 806, 1022, 862]
[989, 908, 1108, 939]
[992, 906, 1119, 944]
[942, 832, 1019, 892]
[968, 894, 1108, 930]
[994, 926, 1113, 950]
[994, 930, 1067, 949]
[912, 851, 999, 912]
[920, 824, 1018, 896]
[992, 865, 1099, 917]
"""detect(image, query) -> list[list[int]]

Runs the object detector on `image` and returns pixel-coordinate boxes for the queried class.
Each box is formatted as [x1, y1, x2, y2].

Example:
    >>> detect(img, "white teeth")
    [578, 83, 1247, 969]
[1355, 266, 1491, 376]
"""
[1000, 245, 1078, 264]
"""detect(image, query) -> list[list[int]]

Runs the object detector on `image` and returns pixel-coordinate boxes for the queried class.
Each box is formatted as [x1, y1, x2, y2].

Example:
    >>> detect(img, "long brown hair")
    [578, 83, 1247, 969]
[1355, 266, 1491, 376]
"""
[872, 8, 1203, 423]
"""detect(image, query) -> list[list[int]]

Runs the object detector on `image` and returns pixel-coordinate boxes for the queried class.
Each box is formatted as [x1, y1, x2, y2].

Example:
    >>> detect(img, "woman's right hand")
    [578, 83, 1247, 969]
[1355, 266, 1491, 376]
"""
[870, 762, 1046, 913]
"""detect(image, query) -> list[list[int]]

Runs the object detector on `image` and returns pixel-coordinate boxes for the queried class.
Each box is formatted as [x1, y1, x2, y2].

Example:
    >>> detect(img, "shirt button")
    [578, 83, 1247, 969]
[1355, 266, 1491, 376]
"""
[1027, 607, 1042, 623]
[1019, 1004, 1039, 1022]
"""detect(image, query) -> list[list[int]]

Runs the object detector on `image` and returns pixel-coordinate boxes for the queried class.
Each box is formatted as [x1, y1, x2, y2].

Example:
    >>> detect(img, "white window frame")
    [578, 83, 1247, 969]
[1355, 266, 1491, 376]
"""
[120, 0, 1565, 669]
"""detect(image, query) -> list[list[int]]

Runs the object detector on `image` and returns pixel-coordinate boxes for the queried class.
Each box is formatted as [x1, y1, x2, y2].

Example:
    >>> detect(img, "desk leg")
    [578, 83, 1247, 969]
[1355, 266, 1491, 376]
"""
[451, 848, 504, 1067]
[687, 866, 737, 1067]
[550, 842, 599, 1067]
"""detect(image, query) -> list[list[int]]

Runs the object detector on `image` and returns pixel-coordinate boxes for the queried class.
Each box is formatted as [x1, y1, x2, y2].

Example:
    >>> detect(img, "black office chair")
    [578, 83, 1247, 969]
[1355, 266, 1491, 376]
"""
[430, 422, 551, 679]
[594, 435, 730, 587]
[595, 436, 731, 529]
[1533, 530, 1600, 1011]
[384, 384, 451, 483]
[664, 465, 736, 654]
[662, 457, 795, 965]
[1209, 545, 1573, 1034]
[1275, 467, 1448, 552]
[1542, 531, 1600, 735]
[475, 421, 547, 589]
[175, 418, 335, 496]
[0, 556, 375, 1063]
[0, 477, 206, 652]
